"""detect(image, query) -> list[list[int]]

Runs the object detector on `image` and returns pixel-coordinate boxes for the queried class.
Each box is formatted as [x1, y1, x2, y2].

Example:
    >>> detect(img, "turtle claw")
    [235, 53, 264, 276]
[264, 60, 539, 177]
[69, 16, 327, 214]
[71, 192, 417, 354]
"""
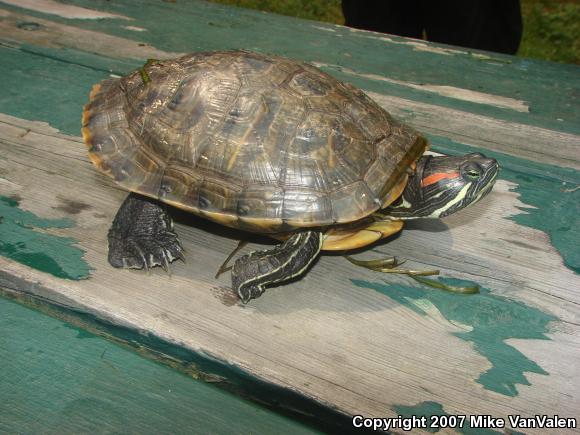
[215, 240, 248, 279]
[345, 255, 404, 270]
[346, 254, 439, 276]
[108, 194, 183, 272]
[176, 249, 186, 264]
[345, 254, 438, 277]
[109, 235, 182, 272]
[346, 254, 479, 294]
[160, 250, 171, 273]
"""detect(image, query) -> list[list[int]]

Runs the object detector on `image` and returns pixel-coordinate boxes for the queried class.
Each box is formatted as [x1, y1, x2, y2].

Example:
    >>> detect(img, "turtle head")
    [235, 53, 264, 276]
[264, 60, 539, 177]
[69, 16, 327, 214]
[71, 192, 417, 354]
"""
[385, 153, 499, 219]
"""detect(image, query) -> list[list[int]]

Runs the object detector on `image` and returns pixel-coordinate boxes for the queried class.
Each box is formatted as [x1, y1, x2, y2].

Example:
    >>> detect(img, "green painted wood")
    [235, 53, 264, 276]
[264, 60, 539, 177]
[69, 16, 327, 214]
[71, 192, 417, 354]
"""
[423, 135, 580, 274]
[0, 0, 579, 430]
[391, 402, 519, 435]
[0, 40, 576, 275]
[0, 296, 318, 435]
[351, 278, 556, 397]
[1, 0, 578, 135]
[0, 43, 119, 138]
[0, 195, 90, 279]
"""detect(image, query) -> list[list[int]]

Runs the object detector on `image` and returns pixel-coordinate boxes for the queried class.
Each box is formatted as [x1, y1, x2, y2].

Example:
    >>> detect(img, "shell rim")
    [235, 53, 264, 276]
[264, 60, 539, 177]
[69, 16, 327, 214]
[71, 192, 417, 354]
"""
[82, 57, 429, 232]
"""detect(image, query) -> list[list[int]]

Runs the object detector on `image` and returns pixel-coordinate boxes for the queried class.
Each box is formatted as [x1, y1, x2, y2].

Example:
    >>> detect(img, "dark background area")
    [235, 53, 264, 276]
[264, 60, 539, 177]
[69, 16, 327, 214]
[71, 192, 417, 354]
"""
[205, 0, 580, 64]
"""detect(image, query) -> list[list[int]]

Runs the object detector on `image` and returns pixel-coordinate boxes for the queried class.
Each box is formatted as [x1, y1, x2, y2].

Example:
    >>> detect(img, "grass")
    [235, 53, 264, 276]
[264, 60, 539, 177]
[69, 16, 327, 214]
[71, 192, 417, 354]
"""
[206, 0, 580, 64]
[519, 0, 580, 64]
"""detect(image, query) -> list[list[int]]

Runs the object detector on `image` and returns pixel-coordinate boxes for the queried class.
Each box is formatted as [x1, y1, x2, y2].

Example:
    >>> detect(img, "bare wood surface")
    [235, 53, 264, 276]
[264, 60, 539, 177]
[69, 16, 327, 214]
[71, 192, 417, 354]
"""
[0, 7, 578, 170]
[1, 0, 579, 431]
[369, 92, 580, 171]
[1, 113, 579, 432]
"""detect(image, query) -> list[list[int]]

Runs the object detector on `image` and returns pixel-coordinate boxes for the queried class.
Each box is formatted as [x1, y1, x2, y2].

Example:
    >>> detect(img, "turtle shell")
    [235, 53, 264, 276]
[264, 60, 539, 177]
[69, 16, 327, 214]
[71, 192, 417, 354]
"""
[82, 51, 427, 233]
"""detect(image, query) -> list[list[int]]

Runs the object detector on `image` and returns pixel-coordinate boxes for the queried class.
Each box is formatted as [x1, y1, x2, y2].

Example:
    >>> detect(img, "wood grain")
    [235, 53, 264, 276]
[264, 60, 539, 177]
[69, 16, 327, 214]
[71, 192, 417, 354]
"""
[1, 113, 579, 433]
[1, 0, 579, 431]
[0, 296, 317, 434]
[1, 7, 576, 173]
[369, 92, 580, 171]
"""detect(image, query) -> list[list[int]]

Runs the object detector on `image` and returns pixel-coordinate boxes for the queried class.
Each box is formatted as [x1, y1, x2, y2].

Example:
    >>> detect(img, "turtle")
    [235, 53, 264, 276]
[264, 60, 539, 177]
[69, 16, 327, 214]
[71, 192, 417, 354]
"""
[82, 50, 498, 303]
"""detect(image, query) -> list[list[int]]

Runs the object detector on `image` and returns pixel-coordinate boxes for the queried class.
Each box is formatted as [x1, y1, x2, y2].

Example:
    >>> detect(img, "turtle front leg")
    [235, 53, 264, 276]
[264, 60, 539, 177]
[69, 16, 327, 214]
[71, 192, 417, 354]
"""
[108, 193, 184, 270]
[231, 231, 323, 303]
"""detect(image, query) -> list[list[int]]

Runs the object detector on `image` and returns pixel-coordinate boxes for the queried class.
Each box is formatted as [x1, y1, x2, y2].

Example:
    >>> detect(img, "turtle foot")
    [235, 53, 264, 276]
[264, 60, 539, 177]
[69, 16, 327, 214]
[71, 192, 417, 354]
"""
[108, 233, 184, 271]
[108, 193, 184, 271]
[231, 231, 322, 303]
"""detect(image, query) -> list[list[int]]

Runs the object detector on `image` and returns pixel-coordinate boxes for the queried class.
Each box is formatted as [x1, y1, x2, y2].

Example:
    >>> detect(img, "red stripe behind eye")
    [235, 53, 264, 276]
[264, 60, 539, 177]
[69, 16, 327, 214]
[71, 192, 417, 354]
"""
[421, 171, 459, 188]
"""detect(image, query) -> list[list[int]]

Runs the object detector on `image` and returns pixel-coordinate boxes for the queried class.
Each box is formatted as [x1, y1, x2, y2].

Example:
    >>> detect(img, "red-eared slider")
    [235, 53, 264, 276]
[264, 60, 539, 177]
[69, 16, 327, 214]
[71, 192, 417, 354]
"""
[82, 50, 498, 303]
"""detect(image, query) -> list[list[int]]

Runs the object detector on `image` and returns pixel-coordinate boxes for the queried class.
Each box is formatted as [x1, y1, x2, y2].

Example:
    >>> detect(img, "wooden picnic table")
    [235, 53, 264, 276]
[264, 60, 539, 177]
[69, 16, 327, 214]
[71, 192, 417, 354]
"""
[1, 0, 579, 433]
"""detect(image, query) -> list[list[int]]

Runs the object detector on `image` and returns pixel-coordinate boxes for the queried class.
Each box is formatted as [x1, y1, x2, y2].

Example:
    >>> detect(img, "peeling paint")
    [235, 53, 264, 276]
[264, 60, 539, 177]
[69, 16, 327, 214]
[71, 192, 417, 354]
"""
[405, 41, 464, 56]
[347, 28, 468, 55]
[315, 62, 529, 112]
[0, 297, 319, 434]
[122, 25, 146, 32]
[0, 9, 182, 62]
[348, 29, 514, 63]
[1, 0, 577, 134]
[352, 278, 557, 396]
[0, 0, 132, 20]
[429, 134, 580, 274]
[0, 195, 90, 279]
[312, 25, 336, 33]
[393, 401, 512, 434]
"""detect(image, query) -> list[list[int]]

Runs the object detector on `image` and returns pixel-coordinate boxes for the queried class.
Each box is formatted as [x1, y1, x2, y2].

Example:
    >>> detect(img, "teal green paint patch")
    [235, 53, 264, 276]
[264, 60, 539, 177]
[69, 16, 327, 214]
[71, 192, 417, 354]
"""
[352, 278, 557, 396]
[20, 0, 579, 135]
[17, 42, 137, 78]
[428, 134, 580, 274]
[0, 297, 318, 435]
[0, 44, 126, 136]
[393, 401, 512, 434]
[1, 0, 578, 137]
[0, 195, 90, 279]
[393, 401, 447, 434]
[0, 290, 354, 434]
[510, 176, 580, 274]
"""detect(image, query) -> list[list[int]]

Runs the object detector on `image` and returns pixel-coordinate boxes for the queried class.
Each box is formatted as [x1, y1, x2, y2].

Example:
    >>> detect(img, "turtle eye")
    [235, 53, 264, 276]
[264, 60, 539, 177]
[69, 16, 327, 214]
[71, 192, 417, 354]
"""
[463, 162, 482, 180]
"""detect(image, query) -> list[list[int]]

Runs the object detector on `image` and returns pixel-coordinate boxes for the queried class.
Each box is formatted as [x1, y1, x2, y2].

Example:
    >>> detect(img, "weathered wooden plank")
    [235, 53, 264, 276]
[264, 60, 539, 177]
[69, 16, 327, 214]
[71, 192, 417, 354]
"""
[0, 9, 181, 61]
[1, 11, 577, 276]
[0, 296, 318, 434]
[0, 0, 579, 430]
[0, 7, 577, 172]
[1, 113, 579, 432]
[367, 92, 580, 171]
[312, 62, 531, 112]
[0, 0, 131, 20]
[3, 0, 574, 135]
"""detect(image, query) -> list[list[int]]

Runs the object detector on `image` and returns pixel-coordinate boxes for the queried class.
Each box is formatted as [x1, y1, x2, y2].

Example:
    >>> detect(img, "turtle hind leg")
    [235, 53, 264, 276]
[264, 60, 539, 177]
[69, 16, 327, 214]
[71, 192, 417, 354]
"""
[108, 193, 184, 271]
[231, 231, 323, 303]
